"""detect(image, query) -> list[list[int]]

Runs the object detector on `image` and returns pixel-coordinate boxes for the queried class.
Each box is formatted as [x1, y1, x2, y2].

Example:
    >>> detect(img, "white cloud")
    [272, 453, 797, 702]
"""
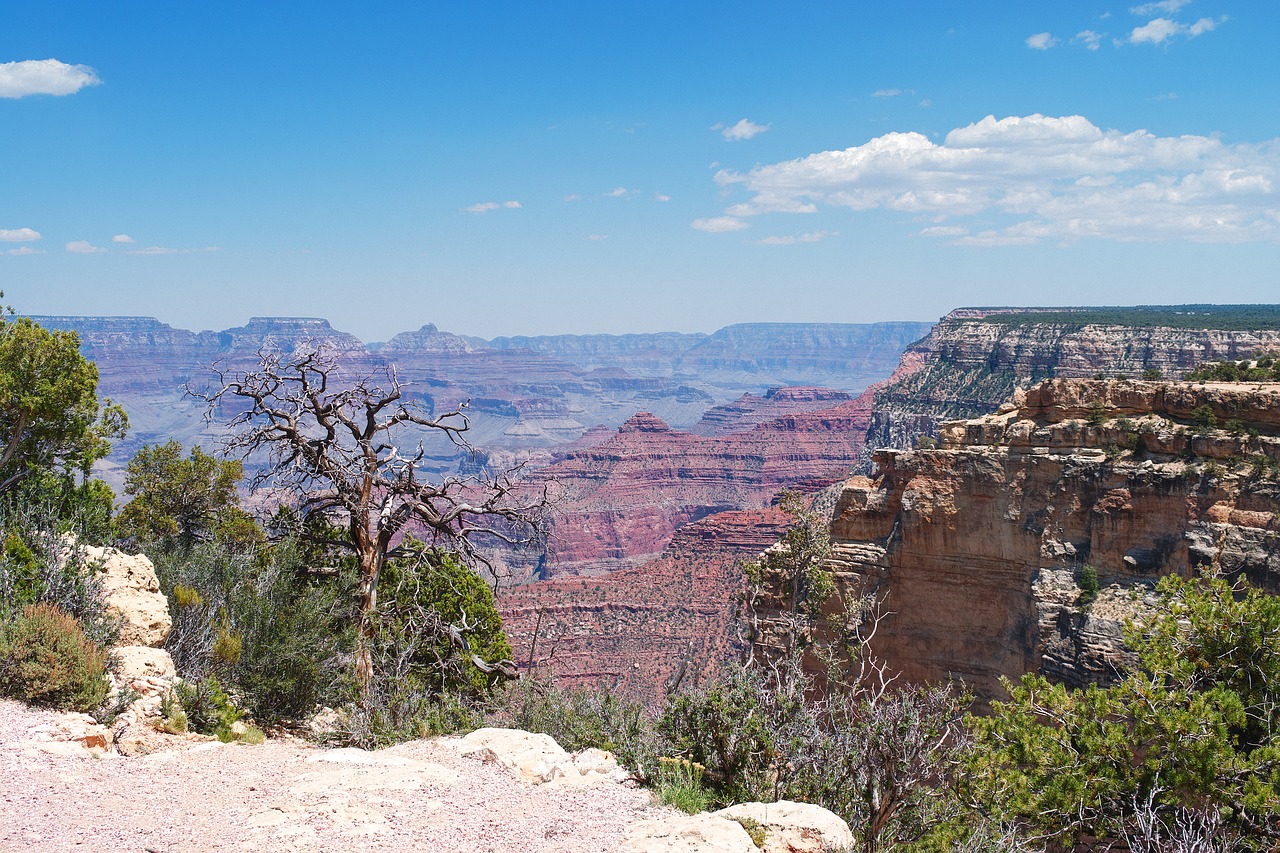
[757, 231, 834, 245]
[1026, 32, 1058, 50]
[3, 246, 43, 256]
[608, 187, 630, 198]
[0, 59, 101, 98]
[919, 225, 970, 238]
[563, 194, 582, 202]
[128, 245, 222, 255]
[464, 200, 521, 213]
[654, 193, 671, 202]
[111, 233, 135, 243]
[707, 113, 1280, 245]
[1130, 15, 1222, 43]
[919, 98, 932, 108]
[585, 234, 608, 241]
[872, 88, 904, 98]
[719, 118, 769, 141]
[66, 240, 107, 254]
[1075, 29, 1105, 50]
[691, 216, 749, 233]
[1130, 17, 1182, 43]
[1131, 0, 1191, 14]
[0, 228, 41, 242]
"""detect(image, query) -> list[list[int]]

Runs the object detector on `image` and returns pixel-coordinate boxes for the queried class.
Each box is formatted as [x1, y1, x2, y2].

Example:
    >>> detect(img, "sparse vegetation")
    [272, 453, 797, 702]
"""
[0, 603, 108, 711]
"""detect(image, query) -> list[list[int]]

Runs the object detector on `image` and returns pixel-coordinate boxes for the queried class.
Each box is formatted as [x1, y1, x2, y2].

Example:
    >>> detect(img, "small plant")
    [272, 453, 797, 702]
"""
[174, 674, 245, 741]
[0, 603, 108, 711]
[1087, 401, 1107, 426]
[156, 692, 189, 734]
[1142, 368, 1163, 381]
[916, 435, 939, 450]
[1077, 565, 1100, 607]
[730, 815, 767, 848]
[1191, 404, 1218, 433]
[656, 756, 710, 814]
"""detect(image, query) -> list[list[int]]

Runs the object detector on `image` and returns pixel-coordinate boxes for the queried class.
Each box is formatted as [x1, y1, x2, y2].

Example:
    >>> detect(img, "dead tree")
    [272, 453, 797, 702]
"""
[192, 343, 548, 687]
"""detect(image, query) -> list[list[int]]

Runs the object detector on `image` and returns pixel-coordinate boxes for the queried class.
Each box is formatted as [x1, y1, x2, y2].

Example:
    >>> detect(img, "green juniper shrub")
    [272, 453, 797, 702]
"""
[1077, 564, 1100, 607]
[174, 674, 246, 741]
[0, 603, 108, 711]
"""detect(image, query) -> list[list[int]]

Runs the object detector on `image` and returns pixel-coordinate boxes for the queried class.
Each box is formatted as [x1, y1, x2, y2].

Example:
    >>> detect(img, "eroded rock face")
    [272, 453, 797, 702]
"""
[62, 539, 171, 647]
[865, 308, 1280, 462]
[500, 507, 794, 705]
[796, 379, 1280, 701]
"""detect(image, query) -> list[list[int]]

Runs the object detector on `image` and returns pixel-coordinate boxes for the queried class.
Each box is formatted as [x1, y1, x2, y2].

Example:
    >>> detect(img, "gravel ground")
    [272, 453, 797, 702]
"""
[0, 700, 671, 852]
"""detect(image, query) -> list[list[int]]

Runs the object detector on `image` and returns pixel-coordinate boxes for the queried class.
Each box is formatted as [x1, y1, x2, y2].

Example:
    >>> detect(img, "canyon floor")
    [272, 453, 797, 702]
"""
[0, 700, 671, 853]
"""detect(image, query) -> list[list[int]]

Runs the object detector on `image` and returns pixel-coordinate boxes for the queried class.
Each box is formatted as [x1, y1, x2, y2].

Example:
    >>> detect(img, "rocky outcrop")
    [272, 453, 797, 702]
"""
[866, 306, 1280, 461]
[71, 541, 172, 647]
[799, 378, 1280, 702]
[713, 801, 854, 853]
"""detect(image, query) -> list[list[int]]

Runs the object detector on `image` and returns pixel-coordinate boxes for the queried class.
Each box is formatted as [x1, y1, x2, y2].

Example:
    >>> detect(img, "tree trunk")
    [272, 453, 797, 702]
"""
[353, 545, 383, 693]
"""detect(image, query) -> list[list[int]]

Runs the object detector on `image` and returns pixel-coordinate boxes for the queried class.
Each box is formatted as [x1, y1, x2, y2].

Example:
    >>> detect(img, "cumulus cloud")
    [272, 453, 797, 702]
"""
[111, 234, 135, 243]
[3, 246, 43, 256]
[691, 216, 749, 233]
[707, 113, 1280, 245]
[757, 231, 834, 245]
[1026, 32, 1058, 49]
[0, 228, 40, 242]
[0, 59, 101, 98]
[463, 200, 522, 213]
[1130, 15, 1221, 44]
[66, 240, 107, 254]
[1075, 29, 1105, 50]
[718, 118, 769, 141]
[607, 187, 632, 198]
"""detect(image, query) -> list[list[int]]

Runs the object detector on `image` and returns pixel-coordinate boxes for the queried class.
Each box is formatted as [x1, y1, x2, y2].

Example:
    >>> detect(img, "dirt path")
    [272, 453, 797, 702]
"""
[0, 700, 670, 852]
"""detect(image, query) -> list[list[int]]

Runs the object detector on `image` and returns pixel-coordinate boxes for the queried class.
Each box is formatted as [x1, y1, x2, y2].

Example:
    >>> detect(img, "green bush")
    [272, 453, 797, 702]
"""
[0, 603, 108, 711]
[1077, 564, 1100, 606]
[655, 756, 711, 814]
[174, 674, 245, 741]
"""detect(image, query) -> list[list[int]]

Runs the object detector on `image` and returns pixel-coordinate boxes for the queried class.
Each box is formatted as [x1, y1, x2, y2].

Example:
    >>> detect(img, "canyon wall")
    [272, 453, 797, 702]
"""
[866, 307, 1280, 462]
[796, 378, 1280, 702]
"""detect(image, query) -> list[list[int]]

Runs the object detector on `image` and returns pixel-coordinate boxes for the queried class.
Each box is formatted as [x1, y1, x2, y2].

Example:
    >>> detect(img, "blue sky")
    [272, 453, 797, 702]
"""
[4, 1, 1278, 340]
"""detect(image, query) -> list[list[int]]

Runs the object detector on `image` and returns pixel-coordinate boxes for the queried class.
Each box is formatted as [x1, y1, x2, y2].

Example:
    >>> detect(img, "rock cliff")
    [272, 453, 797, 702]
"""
[865, 306, 1280, 461]
[800, 378, 1280, 702]
[499, 507, 793, 705]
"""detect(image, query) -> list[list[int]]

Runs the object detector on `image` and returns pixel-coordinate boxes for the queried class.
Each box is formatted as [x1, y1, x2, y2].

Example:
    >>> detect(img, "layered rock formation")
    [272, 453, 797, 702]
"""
[866, 306, 1280, 461]
[31, 315, 930, 490]
[519, 395, 875, 580]
[499, 507, 793, 705]
[804, 378, 1280, 702]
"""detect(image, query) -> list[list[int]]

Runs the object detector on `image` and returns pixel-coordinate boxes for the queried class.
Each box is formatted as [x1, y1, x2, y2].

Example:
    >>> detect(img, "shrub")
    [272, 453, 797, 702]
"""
[655, 757, 711, 814]
[1077, 564, 1100, 606]
[0, 603, 108, 711]
[174, 674, 245, 741]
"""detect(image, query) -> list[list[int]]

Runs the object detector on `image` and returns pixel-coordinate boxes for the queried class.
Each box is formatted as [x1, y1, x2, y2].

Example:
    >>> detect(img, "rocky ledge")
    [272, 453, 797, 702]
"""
[804, 378, 1280, 702]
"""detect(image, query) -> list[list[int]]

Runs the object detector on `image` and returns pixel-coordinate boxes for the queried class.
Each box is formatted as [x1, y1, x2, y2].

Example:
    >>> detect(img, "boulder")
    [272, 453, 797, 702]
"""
[454, 727, 628, 785]
[619, 813, 758, 852]
[107, 646, 177, 724]
[62, 537, 171, 647]
[714, 801, 854, 853]
[22, 712, 113, 758]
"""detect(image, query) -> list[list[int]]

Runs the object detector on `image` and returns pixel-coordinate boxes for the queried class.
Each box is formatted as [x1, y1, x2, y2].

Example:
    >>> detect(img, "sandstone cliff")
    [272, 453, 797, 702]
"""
[800, 378, 1280, 702]
[865, 306, 1280, 461]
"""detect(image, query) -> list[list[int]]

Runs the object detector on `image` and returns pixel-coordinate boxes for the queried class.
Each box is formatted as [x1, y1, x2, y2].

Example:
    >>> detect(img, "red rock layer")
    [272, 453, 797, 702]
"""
[498, 507, 793, 706]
